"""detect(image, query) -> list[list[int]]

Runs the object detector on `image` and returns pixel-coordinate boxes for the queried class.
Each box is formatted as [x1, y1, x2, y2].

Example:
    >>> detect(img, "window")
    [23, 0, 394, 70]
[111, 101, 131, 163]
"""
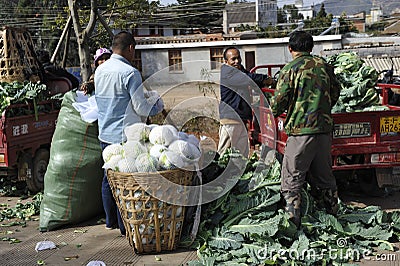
[132, 26, 138, 37]
[149, 25, 156, 36]
[168, 49, 182, 72]
[210, 48, 224, 70]
[158, 26, 164, 36]
[133, 50, 142, 72]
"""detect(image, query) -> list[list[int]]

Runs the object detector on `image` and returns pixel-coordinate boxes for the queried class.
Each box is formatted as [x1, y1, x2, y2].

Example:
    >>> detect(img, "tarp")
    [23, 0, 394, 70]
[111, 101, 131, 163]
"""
[39, 90, 103, 231]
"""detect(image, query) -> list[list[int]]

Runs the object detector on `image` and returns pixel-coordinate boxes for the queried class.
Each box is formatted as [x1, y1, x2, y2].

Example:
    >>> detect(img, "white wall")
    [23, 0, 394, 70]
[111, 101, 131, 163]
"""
[138, 35, 343, 85]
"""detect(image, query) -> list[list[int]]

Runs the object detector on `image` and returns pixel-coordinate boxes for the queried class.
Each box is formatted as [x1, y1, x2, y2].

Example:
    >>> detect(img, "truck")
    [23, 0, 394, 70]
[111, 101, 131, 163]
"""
[0, 78, 72, 193]
[0, 27, 74, 192]
[250, 64, 400, 194]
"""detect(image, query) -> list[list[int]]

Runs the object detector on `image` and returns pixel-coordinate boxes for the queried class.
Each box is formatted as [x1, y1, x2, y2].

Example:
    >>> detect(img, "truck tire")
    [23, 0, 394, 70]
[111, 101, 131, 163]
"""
[358, 169, 386, 197]
[26, 148, 49, 193]
[18, 152, 33, 183]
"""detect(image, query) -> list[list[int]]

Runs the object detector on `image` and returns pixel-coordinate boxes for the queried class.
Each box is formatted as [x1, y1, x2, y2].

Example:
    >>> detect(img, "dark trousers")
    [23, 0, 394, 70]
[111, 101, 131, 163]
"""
[281, 133, 337, 194]
[100, 142, 126, 235]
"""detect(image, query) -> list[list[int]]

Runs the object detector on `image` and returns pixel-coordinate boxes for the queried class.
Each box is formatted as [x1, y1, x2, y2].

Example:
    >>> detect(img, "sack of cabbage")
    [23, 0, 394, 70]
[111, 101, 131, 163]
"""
[102, 123, 201, 173]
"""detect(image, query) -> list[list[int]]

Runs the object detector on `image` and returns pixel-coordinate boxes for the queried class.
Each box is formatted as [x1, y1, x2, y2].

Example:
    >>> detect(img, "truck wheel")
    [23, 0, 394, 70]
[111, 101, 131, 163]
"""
[26, 149, 49, 193]
[18, 152, 33, 183]
[358, 169, 386, 197]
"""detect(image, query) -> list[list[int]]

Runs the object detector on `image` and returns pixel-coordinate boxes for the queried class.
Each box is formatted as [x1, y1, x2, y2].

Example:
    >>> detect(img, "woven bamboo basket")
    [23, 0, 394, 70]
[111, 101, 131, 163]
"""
[0, 27, 41, 83]
[107, 169, 193, 254]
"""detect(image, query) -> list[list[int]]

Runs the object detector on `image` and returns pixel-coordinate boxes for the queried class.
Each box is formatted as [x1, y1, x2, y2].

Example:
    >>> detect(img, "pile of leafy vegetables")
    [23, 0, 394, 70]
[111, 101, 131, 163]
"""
[0, 193, 43, 226]
[186, 150, 400, 265]
[0, 177, 29, 197]
[0, 81, 55, 118]
[327, 52, 388, 113]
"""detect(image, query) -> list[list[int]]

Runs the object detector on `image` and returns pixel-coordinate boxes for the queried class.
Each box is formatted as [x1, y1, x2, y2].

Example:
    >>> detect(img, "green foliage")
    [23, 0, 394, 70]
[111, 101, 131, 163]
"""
[187, 150, 400, 265]
[316, 3, 327, 18]
[0, 193, 43, 224]
[327, 52, 385, 113]
[282, 5, 302, 23]
[0, 81, 60, 119]
[0, 81, 43, 108]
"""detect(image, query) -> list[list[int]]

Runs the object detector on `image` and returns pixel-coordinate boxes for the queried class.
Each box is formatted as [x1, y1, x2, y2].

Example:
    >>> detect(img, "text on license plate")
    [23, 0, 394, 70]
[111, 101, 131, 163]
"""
[380, 116, 400, 133]
[333, 123, 371, 138]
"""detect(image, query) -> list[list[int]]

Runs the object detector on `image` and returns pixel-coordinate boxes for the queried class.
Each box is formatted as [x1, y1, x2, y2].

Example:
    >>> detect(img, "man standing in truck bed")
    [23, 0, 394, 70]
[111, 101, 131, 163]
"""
[271, 31, 341, 227]
[36, 49, 79, 89]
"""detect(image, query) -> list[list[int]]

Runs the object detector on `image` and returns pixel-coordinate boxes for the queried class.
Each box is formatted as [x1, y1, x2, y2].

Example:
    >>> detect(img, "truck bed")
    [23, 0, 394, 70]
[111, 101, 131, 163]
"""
[254, 84, 400, 172]
[0, 100, 60, 170]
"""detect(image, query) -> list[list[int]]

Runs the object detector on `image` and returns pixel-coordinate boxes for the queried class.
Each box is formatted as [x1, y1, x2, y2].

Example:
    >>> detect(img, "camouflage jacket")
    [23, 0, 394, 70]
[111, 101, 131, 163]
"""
[271, 52, 340, 135]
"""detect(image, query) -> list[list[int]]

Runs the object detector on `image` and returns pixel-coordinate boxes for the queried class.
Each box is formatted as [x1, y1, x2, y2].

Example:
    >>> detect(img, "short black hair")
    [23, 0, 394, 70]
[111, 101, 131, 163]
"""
[112, 31, 136, 51]
[288, 30, 314, 52]
[223, 46, 239, 60]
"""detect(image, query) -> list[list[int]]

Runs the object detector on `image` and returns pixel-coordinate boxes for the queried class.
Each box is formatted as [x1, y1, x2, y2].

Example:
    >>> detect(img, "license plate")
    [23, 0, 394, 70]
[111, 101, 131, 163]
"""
[333, 123, 371, 138]
[380, 116, 400, 133]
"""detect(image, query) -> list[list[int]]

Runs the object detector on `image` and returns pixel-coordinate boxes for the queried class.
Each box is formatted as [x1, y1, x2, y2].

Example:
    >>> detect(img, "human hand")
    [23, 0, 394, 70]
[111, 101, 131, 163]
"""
[80, 81, 95, 95]
[263, 76, 275, 87]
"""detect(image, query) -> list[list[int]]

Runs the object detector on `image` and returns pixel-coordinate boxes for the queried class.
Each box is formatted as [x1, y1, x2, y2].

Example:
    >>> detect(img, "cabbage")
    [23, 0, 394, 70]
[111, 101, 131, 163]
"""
[122, 140, 147, 159]
[135, 153, 159, 172]
[168, 140, 201, 161]
[117, 157, 137, 173]
[103, 154, 123, 170]
[148, 124, 159, 131]
[102, 144, 123, 162]
[158, 150, 180, 170]
[178, 131, 189, 140]
[143, 142, 153, 152]
[149, 144, 167, 159]
[187, 134, 200, 147]
[124, 122, 151, 142]
[164, 124, 179, 136]
[149, 125, 178, 146]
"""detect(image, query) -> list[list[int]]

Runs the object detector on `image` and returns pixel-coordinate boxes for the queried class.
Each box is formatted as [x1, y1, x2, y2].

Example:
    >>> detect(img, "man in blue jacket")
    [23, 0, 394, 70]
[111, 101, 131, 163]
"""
[95, 31, 164, 235]
[218, 47, 274, 157]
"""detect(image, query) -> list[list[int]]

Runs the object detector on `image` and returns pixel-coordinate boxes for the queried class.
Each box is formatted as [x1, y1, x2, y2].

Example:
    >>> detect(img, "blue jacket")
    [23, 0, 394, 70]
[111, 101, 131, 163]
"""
[219, 64, 268, 121]
[94, 54, 163, 144]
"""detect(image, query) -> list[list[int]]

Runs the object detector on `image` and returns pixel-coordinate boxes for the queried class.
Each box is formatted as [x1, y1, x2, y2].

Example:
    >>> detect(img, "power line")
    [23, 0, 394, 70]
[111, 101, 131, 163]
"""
[0, 1, 384, 34]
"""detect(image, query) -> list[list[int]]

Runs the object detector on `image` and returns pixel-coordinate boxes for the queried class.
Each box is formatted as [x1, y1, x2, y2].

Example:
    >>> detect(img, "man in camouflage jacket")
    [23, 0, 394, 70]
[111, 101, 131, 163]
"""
[271, 31, 341, 227]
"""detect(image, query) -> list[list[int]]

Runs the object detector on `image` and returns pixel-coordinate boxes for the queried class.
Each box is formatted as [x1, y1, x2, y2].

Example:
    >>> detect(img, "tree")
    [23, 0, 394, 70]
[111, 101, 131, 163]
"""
[282, 4, 301, 23]
[277, 8, 286, 23]
[64, 0, 158, 81]
[67, 0, 98, 82]
[317, 3, 327, 18]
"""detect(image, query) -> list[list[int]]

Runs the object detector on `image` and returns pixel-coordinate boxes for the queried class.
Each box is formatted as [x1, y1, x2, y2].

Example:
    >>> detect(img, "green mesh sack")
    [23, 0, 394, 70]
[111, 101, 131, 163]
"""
[40, 91, 103, 231]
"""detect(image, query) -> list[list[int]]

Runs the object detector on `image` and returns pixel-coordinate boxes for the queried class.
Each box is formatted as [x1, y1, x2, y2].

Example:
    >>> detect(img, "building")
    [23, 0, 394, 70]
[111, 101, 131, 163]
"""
[366, 5, 383, 25]
[223, 0, 278, 34]
[134, 35, 343, 84]
[223, 2, 257, 33]
[256, 0, 278, 28]
[295, 0, 315, 20]
[349, 12, 366, 33]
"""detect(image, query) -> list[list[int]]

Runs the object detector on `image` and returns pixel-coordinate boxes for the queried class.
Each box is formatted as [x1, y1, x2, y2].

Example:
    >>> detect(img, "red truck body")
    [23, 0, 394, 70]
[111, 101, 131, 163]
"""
[0, 101, 58, 167]
[250, 65, 400, 189]
[0, 77, 72, 192]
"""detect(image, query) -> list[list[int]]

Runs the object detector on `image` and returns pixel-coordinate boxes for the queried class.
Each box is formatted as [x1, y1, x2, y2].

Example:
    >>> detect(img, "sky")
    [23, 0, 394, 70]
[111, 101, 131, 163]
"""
[159, 0, 325, 8]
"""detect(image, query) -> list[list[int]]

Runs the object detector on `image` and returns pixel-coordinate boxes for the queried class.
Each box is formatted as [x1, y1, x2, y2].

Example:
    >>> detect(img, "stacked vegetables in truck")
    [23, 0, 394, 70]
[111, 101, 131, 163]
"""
[327, 52, 388, 113]
[0, 81, 63, 192]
